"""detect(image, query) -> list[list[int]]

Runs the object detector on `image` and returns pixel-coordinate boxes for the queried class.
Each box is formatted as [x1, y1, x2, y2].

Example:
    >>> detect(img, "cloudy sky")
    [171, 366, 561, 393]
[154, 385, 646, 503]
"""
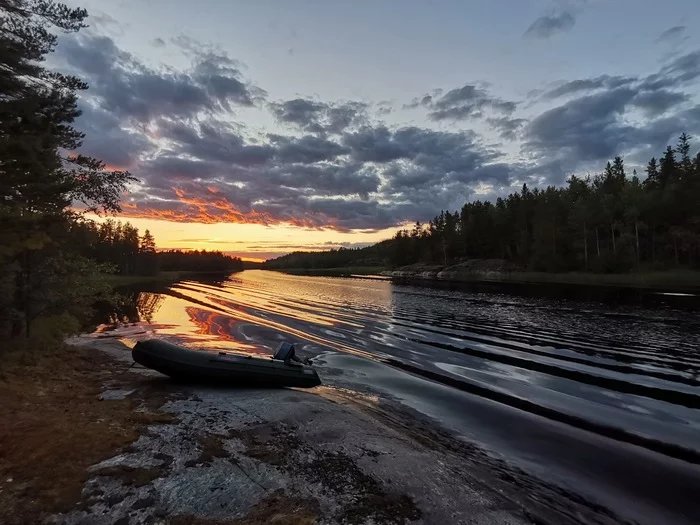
[56, 0, 700, 260]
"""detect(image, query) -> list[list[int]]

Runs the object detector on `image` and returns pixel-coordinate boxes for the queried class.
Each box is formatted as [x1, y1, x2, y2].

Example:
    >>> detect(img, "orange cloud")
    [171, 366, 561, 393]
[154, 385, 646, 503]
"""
[116, 186, 342, 231]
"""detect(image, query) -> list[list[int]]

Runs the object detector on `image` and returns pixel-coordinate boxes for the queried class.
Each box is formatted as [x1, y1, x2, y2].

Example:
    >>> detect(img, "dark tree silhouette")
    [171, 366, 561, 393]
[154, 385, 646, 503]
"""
[1, 0, 135, 338]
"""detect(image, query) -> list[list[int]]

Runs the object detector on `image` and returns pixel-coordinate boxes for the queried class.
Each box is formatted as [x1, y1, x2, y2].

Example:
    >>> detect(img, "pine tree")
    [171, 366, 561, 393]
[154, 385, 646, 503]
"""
[659, 146, 678, 186]
[644, 157, 659, 187]
[140, 230, 157, 254]
[0, 0, 136, 337]
[1, 0, 136, 214]
[138, 230, 159, 275]
[677, 133, 693, 177]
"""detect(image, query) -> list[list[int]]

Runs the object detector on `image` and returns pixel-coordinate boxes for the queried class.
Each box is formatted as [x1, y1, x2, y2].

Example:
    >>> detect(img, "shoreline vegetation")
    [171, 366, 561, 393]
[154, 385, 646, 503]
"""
[268, 264, 700, 290]
[102, 269, 237, 286]
[383, 266, 700, 290]
[0, 341, 174, 524]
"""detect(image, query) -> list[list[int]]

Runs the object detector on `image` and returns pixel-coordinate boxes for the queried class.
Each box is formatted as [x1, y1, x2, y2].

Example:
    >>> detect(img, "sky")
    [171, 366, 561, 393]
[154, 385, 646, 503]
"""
[54, 0, 700, 261]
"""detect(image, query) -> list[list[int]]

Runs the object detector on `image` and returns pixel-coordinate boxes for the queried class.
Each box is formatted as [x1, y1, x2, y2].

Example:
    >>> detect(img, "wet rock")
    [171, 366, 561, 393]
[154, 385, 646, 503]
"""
[98, 389, 136, 401]
[52, 337, 585, 525]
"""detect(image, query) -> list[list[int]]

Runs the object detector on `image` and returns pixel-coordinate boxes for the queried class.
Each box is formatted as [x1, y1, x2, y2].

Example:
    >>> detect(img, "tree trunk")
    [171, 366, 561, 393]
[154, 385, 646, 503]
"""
[651, 228, 656, 263]
[635, 221, 640, 267]
[674, 237, 679, 266]
[595, 227, 600, 257]
[11, 266, 24, 339]
[611, 222, 616, 255]
[23, 251, 31, 338]
[583, 222, 589, 270]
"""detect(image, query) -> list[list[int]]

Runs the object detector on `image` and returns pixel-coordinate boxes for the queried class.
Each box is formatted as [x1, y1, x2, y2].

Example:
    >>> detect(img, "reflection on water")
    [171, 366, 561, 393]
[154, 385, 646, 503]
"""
[101, 270, 700, 524]
[109, 269, 700, 458]
[136, 292, 165, 323]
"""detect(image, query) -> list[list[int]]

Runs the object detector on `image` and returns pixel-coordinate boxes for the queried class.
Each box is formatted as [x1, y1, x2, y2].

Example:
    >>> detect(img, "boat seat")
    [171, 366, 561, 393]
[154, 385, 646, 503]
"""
[273, 342, 296, 361]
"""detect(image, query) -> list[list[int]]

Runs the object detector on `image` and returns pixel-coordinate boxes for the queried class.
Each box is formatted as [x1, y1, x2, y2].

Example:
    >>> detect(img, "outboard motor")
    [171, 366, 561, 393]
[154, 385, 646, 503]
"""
[273, 342, 312, 365]
[273, 342, 296, 362]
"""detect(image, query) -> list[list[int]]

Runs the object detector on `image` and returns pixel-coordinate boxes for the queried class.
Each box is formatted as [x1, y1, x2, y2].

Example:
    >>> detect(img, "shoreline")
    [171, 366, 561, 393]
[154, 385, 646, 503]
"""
[266, 266, 700, 292]
[382, 267, 700, 291]
[1, 335, 631, 525]
[102, 270, 236, 287]
[265, 266, 386, 277]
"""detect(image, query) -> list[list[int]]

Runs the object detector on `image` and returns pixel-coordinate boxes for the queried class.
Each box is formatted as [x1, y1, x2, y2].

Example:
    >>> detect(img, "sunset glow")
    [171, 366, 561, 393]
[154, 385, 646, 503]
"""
[88, 213, 401, 261]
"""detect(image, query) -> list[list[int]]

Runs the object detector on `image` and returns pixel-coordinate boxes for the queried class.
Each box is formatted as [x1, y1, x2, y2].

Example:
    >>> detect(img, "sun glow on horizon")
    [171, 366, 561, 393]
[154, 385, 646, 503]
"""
[86, 213, 401, 261]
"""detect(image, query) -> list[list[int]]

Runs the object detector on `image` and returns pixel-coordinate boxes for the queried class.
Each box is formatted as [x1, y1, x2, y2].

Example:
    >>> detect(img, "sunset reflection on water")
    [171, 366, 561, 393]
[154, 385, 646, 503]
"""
[129, 272, 391, 359]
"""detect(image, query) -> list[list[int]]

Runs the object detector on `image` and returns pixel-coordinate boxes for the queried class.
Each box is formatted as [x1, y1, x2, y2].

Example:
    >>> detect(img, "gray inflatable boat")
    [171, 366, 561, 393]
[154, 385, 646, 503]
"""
[132, 340, 321, 388]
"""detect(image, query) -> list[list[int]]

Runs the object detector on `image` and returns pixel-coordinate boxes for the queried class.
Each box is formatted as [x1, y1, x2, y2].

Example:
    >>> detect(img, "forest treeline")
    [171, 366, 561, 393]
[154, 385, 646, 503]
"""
[267, 135, 700, 273]
[0, 1, 240, 342]
[68, 219, 243, 276]
[392, 135, 700, 272]
[265, 241, 392, 270]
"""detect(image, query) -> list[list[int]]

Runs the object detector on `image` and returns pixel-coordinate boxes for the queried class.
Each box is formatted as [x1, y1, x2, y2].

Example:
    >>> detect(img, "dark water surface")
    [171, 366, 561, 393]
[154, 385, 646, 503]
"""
[108, 270, 700, 524]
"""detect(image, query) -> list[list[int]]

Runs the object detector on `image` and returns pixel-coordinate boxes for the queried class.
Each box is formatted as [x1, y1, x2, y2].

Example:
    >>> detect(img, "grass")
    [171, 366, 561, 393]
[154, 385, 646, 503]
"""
[0, 343, 175, 525]
[268, 266, 386, 277]
[184, 434, 230, 467]
[92, 465, 166, 487]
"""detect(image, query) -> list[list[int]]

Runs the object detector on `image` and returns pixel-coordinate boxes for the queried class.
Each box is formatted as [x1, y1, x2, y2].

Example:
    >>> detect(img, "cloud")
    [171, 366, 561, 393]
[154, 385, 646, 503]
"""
[269, 98, 326, 128]
[342, 126, 517, 205]
[54, 27, 700, 232]
[524, 12, 576, 39]
[269, 134, 350, 164]
[118, 120, 516, 231]
[525, 49, 700, 175]
[88, 12, 121, 30]
[151, 37, 166, 48]
[408, 84, 516, 122]
[376, 101, 394, 116]
[540, 77, 689, 118]
[524, 87, 638, 168]
[342, 126, 409, 163]
[487, 117, 528, 140]
[268, 98, 368, 135]
[523, 71, 700, 179]
[154, 118, 275, 166]
[630, 90, 689, 117]
[659, 50, 700, 86]
[54, 32, 265, 124]
[656, 26, 687, 45]
[542, 75, 635, 99]
[75, 101, 152, 169]
[139, 121, 509, 229]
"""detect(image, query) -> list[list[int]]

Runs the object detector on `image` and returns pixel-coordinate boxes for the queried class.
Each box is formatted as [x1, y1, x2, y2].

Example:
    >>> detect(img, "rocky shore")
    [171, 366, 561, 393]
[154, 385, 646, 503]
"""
[381, 260, 520, 282]
[2, 333, 633, 525]
[46, 337, 536, 525]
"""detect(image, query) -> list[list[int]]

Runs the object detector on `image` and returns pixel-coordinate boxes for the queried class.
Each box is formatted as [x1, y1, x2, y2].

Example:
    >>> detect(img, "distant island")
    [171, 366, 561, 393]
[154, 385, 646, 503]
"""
[266, 134, 700, 289]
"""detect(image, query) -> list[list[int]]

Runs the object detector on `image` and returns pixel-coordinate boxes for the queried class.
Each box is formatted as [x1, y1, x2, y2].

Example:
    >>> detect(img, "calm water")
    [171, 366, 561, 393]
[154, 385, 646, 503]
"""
[107, 270, 700, 524]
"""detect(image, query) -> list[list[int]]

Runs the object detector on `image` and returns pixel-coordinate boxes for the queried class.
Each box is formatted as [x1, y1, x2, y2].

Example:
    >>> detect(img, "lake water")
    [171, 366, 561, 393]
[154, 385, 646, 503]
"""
[107, 270, 700, 524]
